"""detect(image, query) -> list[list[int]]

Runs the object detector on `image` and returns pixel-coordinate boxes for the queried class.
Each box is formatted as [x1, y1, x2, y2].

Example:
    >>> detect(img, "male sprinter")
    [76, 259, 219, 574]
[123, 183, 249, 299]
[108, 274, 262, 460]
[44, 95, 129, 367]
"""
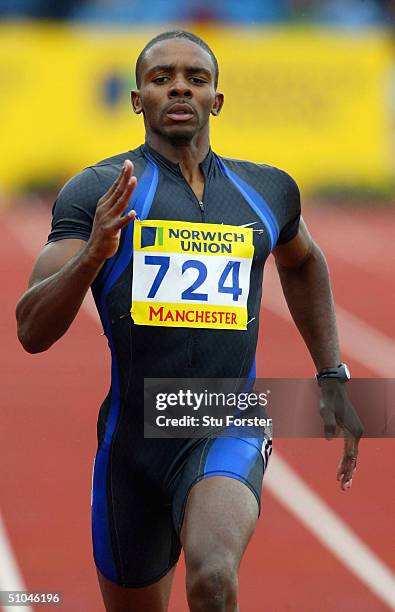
[16, 31, 362, 612]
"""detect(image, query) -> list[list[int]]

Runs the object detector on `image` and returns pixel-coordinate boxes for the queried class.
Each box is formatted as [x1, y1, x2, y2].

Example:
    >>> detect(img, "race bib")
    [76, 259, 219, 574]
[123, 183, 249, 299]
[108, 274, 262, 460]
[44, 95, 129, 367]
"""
[131, 220, 254, 330]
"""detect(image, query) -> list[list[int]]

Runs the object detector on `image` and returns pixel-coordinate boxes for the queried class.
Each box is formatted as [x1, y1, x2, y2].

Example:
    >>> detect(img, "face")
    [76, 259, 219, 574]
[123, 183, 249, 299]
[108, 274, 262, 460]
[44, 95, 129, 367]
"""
[132, 38, 224, 144]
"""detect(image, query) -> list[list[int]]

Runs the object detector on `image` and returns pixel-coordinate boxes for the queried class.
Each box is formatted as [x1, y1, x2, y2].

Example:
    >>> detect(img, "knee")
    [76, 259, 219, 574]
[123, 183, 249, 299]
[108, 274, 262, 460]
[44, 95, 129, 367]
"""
[186, 556, 238, 612]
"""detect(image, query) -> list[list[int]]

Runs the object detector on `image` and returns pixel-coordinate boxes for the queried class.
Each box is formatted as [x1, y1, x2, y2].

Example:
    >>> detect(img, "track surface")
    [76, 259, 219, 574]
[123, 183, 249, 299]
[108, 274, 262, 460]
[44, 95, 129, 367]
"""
[0, 204, 394, 611]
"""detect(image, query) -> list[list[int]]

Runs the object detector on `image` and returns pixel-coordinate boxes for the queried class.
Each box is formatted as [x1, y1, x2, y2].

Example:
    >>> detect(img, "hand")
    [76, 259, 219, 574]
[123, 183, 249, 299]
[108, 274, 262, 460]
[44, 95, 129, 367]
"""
[319, 379, 363, 440]
[337, 433, 359, 491]
[86, 159, 137, 263]
[319, 379, 363, 491]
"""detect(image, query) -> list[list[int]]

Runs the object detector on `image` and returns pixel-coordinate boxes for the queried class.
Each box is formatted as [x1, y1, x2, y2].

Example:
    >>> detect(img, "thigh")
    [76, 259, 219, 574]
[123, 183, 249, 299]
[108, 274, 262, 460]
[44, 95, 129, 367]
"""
[172, 435, 271, 535]
[92, 444, 181, 588]
[181, 475, 259, 571]
[174, 435, 272, 567]
[96, 566, 176, 612]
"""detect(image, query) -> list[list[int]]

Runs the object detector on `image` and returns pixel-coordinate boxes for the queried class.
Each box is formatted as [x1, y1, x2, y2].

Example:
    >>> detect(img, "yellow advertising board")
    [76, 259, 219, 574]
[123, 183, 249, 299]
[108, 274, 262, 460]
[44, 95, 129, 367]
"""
[0, 24, 393, 194]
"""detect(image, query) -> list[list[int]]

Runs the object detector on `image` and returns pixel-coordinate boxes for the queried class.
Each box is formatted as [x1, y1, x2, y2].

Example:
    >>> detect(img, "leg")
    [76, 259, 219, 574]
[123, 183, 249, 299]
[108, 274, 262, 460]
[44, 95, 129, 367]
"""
[92, 440, 182, 612]
[181, 475, 259, 612]
[96, 565, 176, 612]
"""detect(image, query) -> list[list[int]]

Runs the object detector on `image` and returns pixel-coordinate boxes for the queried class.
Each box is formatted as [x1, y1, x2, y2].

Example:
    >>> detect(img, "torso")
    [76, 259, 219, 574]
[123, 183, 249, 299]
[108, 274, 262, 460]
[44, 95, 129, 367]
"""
[48, 142, 301, 437]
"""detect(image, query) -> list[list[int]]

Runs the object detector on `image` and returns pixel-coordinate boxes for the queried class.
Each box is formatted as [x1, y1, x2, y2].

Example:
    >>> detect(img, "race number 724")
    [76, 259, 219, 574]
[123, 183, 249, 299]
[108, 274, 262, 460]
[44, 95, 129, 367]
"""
[144, 255, 242, 302]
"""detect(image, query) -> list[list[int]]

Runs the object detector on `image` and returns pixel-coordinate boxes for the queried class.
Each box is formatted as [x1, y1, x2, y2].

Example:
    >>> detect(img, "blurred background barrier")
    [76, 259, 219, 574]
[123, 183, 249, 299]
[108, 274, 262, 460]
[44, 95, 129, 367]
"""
[0, 21, 394, 199]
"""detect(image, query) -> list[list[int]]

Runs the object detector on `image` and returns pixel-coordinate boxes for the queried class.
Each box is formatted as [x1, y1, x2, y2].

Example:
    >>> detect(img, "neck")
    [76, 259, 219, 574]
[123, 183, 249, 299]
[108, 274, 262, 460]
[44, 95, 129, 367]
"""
[145, 130, 210, 182]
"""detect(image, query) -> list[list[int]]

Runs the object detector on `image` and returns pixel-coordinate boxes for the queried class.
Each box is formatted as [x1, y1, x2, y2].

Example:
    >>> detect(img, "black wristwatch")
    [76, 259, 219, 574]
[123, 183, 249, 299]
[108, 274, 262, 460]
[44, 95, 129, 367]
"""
[316, 363, 351, 385]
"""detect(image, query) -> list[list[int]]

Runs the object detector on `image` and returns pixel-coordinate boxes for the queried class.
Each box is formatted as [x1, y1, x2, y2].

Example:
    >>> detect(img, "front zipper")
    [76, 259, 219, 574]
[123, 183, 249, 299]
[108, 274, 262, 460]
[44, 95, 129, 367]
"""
[198, 200, 205, 221]
[182, 186, 206, 367]
[186, 200, 204, 368]
[178, 169, 207, 222]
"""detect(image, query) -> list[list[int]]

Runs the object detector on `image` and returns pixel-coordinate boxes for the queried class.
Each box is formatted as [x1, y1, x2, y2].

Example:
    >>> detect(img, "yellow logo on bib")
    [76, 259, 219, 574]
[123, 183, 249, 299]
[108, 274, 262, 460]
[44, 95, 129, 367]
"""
[131, 220, 254, 330]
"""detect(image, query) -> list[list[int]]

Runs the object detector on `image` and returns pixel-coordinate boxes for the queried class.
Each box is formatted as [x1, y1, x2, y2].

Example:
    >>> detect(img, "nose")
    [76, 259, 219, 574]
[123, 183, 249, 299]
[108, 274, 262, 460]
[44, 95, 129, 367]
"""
[168, 77, 192, 99]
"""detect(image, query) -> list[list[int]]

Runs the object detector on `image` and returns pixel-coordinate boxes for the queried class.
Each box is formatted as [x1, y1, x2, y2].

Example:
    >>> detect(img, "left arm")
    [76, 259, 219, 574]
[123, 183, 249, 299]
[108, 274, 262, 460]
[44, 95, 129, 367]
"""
[272, 218, 363, 490]
[272, 218, 339, 371]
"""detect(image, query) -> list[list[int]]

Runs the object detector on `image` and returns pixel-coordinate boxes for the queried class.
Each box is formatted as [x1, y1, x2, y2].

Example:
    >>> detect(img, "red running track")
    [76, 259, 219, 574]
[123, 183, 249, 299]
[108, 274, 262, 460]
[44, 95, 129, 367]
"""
[0, 204, 394, 611]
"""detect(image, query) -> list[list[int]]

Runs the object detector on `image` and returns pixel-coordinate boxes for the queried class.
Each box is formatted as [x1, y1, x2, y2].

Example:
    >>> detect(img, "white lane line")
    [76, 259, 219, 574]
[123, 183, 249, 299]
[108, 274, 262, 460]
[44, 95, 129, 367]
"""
[263, 264, 395, 377]
[262, 264, 395, 607]
[265, 454, 395, 611]
[0, 215, 63, 610]
[0, 514, 33, 612]
[334, 306, 395, 378]
[0, 216, 38, 611]
[4, 211, 395, 609]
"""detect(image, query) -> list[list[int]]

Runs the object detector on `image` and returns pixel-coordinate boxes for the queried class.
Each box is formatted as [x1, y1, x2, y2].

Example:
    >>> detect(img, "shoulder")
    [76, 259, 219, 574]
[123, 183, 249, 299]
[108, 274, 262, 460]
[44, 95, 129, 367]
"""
[48, 147, 144, 244]
[59, 147, 146, 200]
[216, 153, 301, 246]
[88, 146, 147, 189]
[56, 166, 102, 206]
[217, 154, 300, 199]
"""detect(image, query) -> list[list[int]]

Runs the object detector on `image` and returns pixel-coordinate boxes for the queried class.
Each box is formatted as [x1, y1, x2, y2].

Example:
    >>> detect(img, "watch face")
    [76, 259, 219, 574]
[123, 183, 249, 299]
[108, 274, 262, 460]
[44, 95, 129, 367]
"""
[342, 363, 351, 380]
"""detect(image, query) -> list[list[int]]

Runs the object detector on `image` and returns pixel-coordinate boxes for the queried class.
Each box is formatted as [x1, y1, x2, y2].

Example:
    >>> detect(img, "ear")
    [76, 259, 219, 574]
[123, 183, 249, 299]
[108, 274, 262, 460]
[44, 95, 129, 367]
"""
[211, 91, 224, 117]
[131, 90, 143, 114]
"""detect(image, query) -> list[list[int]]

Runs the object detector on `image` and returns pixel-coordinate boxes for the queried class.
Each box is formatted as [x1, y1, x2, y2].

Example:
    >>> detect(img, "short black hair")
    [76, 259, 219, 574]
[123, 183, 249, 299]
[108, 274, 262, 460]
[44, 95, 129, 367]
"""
[135, 30, 219, 89]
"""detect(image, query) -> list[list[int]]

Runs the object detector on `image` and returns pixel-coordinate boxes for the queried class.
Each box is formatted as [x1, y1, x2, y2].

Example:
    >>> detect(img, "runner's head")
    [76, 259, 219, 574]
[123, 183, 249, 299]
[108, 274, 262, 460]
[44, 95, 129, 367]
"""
[135, 31, 219, 90]
[132, 31, 224, 145]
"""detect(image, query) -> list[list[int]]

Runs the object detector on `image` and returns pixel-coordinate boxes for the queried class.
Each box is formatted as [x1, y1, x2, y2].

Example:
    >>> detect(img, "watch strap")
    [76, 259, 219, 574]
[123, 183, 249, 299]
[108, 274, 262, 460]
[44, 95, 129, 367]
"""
[316, 363, 350, 384]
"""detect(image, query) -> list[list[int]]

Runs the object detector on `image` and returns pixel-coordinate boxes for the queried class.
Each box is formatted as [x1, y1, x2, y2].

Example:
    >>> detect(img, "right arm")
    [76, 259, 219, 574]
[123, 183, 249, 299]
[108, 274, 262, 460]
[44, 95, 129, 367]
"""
[16, 159, 137, 353]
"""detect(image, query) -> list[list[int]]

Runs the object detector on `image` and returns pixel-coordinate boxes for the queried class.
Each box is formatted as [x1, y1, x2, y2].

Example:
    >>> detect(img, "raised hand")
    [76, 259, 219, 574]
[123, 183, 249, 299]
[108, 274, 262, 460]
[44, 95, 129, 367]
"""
[87, 159, 137, 263]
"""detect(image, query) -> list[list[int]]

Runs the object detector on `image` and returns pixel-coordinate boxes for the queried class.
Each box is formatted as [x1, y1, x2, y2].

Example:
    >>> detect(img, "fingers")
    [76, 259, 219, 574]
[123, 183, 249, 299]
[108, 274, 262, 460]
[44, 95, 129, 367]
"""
[96, 160, 138, 229]
[113, 208, 137, 231]
[111, 175, 137, 215]
[102, 163, 126, 199]
[107, 163, 134, 208]
[337, 436, 359, 491]
[337, 461, 357, 490]
[102, 159, 134, 203]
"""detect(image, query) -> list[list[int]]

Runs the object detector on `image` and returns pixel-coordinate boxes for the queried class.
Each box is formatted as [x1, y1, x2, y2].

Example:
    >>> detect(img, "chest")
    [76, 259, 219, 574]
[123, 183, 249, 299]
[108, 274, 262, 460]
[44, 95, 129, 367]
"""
[146, 171, 272, 266]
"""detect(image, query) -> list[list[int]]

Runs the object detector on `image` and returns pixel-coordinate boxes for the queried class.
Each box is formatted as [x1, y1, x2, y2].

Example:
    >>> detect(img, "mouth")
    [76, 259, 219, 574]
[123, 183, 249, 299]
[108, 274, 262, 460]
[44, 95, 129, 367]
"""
[165, 103, 195, 122]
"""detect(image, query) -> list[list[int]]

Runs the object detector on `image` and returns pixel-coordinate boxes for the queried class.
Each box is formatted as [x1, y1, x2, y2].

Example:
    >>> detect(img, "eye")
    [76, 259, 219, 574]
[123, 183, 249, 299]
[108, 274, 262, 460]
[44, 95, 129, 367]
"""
[190, 77, 207, 84]
[153, 76, 169, 84]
